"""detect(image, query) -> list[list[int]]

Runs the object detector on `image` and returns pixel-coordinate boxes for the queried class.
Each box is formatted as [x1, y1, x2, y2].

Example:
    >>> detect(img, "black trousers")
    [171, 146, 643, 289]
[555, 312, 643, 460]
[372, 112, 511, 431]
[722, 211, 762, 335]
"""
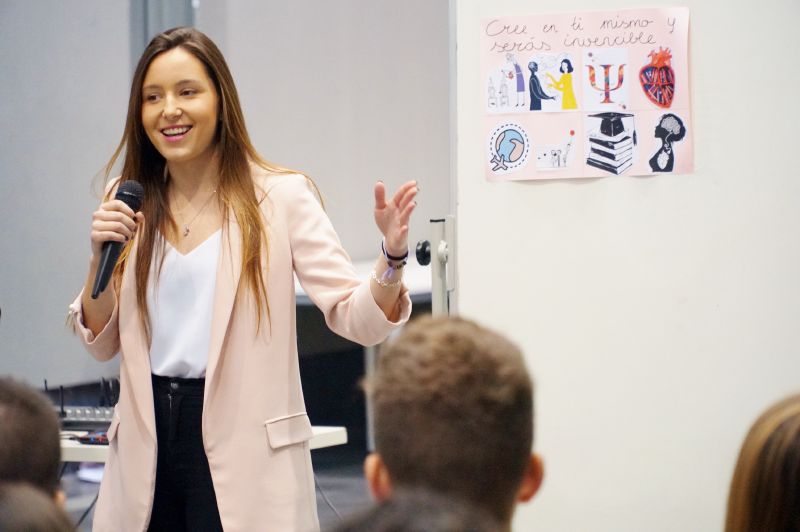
[148, 374, 224, 532]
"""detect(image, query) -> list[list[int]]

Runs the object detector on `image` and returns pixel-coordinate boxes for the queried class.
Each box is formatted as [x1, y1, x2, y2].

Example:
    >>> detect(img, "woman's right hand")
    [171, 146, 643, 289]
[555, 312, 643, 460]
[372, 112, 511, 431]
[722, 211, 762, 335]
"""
[90, 199, 143, 259]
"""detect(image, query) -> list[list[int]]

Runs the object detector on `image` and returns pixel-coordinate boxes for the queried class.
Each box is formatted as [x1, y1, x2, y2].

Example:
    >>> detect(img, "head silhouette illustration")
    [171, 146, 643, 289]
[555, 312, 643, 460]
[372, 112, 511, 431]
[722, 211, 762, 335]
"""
[654, 113, 686, 142]
[649, 113, 686, 172]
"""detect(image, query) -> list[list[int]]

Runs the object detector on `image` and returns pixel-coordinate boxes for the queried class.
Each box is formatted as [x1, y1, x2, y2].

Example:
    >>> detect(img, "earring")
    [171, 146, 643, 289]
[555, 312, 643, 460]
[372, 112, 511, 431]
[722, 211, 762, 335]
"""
[163, 164, 169, 183]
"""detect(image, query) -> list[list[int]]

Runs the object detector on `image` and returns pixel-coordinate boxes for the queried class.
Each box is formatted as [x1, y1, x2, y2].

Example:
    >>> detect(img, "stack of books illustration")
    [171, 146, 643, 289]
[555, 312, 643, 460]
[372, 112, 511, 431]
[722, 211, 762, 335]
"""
[586, 112, 635, 175]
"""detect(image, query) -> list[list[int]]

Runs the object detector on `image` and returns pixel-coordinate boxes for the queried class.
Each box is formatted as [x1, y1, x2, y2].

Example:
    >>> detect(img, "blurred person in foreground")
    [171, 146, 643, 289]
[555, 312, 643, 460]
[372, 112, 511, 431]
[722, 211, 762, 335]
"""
[363, 316, 544, 531]
[331, 488, 501, 532]
[0, 482, 73, 532]
[725, 393, 800, 532]
[0, 377, 64, 506]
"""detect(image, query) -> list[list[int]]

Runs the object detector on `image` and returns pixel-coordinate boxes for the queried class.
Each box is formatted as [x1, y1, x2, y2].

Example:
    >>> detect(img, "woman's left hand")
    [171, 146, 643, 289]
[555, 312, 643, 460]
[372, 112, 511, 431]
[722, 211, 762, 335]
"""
[374, 180, 418, 257]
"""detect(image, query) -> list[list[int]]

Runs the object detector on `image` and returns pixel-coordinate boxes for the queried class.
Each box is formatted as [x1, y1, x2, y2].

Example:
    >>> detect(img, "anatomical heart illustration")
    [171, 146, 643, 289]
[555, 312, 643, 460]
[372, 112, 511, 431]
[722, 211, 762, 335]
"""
[639, 47, 675, 108]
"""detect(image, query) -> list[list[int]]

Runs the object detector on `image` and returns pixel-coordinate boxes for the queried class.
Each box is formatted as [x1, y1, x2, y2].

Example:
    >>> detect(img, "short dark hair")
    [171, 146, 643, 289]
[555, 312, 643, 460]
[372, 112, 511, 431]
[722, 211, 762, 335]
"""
[561, 59, 574, 73]
[0, 378, 61, 495]
[332, 488, 500, 532]
[0, 482, 73, 531]
[367, 316, 534, 523]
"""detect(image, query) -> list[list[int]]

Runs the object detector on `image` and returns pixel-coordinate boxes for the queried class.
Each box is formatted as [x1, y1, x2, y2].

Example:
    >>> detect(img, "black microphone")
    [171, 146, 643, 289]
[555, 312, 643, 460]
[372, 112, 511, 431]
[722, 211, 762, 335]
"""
[91, 180, 144, 299]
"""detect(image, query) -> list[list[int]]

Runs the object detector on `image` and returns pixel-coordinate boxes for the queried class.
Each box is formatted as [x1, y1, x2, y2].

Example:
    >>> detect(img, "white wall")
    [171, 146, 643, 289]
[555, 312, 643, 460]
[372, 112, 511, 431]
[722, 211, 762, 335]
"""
[0, 0, 130, 385]
[196, 0, 452, 260]
[455, 0, 800, 531]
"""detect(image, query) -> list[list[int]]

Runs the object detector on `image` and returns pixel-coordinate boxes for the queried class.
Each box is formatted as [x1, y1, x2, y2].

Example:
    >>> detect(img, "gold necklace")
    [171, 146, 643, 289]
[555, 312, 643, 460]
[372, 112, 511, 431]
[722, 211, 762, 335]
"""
[174, 189, 217, 237]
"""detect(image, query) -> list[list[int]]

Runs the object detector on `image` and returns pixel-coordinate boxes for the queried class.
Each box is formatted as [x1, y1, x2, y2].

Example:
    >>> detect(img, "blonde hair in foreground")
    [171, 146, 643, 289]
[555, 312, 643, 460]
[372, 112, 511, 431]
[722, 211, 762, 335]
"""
[725, 393, 800, 532]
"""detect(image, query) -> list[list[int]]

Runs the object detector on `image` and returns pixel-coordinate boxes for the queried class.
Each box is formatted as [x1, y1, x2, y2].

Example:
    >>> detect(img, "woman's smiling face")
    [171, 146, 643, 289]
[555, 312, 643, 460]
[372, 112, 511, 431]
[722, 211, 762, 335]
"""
[141, 47, 219, 166]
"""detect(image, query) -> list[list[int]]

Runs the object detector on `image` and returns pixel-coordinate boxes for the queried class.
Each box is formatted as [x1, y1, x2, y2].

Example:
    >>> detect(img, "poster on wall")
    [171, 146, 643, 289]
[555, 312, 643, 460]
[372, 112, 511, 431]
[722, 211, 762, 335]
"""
[482, 7, 691, 181]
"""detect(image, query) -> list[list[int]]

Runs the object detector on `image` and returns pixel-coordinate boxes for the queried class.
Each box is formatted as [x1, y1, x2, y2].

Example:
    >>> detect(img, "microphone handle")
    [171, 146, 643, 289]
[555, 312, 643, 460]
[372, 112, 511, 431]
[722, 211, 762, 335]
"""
[91, 240, 124, 299]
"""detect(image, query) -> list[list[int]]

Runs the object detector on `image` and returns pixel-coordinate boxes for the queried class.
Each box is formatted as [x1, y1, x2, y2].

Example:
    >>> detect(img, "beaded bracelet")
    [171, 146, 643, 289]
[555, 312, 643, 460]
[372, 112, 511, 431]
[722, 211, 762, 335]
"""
[371, 269, 403, 288]
[370, 239, 407, 288]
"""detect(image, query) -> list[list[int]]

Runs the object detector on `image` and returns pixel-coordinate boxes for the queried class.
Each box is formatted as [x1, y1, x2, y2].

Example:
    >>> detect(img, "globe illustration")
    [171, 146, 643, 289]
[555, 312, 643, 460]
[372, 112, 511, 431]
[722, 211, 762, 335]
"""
[494, 129, 525, 163]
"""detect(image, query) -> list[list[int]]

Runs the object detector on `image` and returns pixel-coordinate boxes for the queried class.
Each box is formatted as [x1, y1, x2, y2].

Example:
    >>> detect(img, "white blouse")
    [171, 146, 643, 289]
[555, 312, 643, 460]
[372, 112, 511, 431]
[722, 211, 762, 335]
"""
[147, 230, 221, 378]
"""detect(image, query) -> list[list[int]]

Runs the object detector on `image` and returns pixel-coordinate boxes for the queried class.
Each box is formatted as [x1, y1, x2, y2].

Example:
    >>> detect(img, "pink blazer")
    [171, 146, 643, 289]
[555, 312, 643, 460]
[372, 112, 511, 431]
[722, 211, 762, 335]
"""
[69, 172, 411, 532]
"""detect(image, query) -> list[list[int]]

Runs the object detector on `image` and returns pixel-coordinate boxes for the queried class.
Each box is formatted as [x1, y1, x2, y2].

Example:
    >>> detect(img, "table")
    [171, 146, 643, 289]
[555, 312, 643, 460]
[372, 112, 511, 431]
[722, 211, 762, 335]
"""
[61, 426, 348, 463]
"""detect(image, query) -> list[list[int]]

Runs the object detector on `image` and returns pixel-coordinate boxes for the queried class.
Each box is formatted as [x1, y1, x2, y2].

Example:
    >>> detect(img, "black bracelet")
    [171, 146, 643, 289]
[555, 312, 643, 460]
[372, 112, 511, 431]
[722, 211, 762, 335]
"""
[382, 239, 409, 262]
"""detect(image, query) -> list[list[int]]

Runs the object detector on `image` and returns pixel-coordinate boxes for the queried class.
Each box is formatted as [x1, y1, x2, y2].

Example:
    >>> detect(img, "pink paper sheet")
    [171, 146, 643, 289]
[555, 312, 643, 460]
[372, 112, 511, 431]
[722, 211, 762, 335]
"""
[481, 7, 692, 181]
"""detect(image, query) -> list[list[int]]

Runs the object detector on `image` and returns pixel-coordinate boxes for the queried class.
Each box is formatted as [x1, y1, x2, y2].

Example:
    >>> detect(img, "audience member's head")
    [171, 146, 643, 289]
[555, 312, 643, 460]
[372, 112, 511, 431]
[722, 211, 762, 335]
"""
[364, 316, 543, 527]
[331, 488, 501, 532]
[725, 393, 800, 532]
[0, 482, 73, 532]
[0, 378, 63, 503]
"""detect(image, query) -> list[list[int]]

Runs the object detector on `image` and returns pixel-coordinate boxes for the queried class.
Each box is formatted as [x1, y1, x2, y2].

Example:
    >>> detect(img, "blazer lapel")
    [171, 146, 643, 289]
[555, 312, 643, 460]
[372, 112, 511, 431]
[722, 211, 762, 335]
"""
[204, 213, 242, 401]
[118, 234, 157, 443]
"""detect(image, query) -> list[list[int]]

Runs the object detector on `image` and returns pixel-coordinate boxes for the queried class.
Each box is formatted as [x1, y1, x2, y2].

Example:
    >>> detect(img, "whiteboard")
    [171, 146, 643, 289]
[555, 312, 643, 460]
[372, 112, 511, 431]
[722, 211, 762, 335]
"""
[455, 0, 800, 530]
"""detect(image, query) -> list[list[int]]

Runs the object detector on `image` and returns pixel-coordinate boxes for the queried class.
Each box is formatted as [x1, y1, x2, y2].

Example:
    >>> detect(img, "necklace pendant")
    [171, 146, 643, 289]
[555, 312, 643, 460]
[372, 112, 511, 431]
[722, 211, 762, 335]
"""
[183, 225, 190, 237]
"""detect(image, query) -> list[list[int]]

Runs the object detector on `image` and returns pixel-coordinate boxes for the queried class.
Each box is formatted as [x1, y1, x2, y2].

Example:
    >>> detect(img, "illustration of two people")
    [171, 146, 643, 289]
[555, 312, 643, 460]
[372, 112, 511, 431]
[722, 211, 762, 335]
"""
[528, 59, 578, 111]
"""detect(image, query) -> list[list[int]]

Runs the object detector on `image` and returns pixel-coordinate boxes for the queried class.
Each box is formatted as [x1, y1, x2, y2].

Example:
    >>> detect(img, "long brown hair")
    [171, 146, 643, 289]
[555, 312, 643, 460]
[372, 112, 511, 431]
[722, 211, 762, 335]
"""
[725, 393, 800, 532]
[106, 27, 293, 338]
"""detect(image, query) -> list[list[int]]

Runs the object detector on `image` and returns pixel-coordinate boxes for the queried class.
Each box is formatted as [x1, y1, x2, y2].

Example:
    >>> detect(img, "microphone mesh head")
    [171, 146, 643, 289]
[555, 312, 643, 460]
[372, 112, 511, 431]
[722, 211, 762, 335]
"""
[115, 180, 144, 212]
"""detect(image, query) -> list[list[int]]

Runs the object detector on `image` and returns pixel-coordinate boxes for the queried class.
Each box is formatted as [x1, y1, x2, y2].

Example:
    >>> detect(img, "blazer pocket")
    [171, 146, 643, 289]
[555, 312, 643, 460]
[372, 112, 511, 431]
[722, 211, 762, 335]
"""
[106, 414, 121, 442]
[264, 413, 313, 450]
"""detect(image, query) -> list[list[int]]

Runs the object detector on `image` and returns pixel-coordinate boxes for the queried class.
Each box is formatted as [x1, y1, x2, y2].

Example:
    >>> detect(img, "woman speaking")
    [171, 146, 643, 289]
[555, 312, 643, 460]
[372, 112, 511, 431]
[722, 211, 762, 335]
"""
[69, 27, 416, 532]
